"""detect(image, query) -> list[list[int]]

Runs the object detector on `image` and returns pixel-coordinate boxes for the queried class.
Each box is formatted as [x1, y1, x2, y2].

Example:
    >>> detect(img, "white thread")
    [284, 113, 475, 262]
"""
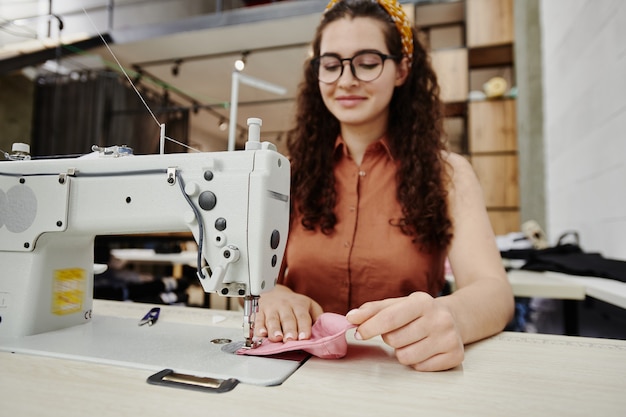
[81, 8, 202, 154]
[82, 8, 160, 127]
[166, 136, 197, 151]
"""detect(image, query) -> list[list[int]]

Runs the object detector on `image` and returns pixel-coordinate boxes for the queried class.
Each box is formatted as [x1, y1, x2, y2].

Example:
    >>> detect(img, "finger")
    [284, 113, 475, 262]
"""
[310, 301, 324, 322]
[394, 333, 464, 371]
[354, 293, 428, 340]
[291, 300, 324, 340]
[280, 304, 318, 342]
[280, 309, 303, 342]
[346, 298, 399, 325]
[254, 309, 268, 338]
[381, 319, 427, 349]
[409, 349, 464, 372]
[290, 309, 313, 341]
[264, 310, 285, 342]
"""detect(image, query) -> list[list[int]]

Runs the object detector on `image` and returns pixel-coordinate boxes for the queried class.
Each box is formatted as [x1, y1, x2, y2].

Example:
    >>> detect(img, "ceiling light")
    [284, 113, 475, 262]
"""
[218, 118, 228, 131]
[234, 51, 249, 71]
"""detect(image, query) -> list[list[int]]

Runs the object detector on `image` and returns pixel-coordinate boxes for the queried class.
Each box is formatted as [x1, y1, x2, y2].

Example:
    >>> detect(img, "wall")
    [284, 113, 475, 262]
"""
[540, 0, 626, 260]
[515, 0, 546, 231]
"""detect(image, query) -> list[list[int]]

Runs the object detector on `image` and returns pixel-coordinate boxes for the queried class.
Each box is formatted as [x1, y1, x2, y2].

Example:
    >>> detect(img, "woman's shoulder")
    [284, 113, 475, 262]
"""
[440, 150, 482, 196]
[441, 151, 474, 178]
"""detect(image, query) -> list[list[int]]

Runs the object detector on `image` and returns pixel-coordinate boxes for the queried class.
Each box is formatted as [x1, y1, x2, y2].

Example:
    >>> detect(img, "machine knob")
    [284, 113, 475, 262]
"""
[270, 229, 280, 249]
[198, 191, 217, 211]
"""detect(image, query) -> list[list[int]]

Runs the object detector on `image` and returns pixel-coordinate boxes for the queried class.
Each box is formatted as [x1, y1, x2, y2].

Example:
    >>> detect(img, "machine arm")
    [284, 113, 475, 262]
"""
[0, 123, 289, 346]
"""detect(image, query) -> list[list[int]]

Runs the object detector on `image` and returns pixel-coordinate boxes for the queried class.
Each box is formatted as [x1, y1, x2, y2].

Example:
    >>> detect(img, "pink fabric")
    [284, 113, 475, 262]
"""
[236, 313, 356, 359]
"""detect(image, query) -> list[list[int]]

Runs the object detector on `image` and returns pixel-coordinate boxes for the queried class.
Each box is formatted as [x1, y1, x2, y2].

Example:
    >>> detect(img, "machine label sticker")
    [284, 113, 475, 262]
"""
[52, 269, 85, 315]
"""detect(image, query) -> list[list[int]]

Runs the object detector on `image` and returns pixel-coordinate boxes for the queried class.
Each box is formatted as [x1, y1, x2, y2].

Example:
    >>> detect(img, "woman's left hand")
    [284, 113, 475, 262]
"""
[346, 292, 464, 371]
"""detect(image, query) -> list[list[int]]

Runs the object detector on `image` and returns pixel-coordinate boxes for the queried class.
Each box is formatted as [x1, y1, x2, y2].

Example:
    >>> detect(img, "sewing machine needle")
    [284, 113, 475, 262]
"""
[243, 295, 260, 348]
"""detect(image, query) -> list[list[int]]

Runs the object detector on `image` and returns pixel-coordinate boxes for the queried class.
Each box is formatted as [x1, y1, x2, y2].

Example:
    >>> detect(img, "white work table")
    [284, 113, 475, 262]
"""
[505, 269, 626, 308]
[506, 269, 587, 299]
[1, 300, 625, 417]
[507, 269, 626, 334]
[450, 269, 626, 335]
[554, 273, 626, 309]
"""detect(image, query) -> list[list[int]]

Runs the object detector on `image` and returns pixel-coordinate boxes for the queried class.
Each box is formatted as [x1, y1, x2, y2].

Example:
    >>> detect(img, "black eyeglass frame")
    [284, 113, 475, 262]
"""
[311, 50, 400, 84]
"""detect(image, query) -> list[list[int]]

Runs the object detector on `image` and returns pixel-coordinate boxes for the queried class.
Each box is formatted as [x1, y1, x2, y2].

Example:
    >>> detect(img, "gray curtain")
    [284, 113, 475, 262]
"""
[31, 70, 188, 157]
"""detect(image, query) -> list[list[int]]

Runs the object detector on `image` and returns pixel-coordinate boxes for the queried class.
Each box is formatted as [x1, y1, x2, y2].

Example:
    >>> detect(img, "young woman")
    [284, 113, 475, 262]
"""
[255, 0, 514, 371]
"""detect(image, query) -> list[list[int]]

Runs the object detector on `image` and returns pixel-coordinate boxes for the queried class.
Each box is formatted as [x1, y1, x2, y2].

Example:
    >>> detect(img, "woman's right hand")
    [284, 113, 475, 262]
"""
[255, 284, 323, 342]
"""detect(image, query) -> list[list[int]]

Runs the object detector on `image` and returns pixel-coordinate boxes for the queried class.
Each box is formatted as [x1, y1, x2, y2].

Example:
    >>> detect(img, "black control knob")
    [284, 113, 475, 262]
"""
[270, 229, 280, 250]
[215, 217, 227, 231]
[198, 191, 217, 211]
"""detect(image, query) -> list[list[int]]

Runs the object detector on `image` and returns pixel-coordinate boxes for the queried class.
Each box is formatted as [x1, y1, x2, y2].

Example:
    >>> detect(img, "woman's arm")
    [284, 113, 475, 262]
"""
[439, 152, 514, 344]
[346, 153, 514, 371]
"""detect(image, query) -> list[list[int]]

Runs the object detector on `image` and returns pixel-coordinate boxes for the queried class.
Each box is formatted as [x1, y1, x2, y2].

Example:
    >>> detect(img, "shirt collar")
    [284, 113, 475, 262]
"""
[333, 135, 395, 161]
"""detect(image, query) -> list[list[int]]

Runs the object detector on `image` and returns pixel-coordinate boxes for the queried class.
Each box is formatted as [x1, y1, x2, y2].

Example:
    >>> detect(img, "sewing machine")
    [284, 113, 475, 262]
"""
[0, 118, 290, 349]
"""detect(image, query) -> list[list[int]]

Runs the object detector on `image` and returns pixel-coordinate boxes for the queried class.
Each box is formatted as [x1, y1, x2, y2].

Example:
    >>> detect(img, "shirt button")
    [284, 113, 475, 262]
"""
[359, 171, 366, 177]
[349, 206, 356, 212]
[344, 241, 350, 248]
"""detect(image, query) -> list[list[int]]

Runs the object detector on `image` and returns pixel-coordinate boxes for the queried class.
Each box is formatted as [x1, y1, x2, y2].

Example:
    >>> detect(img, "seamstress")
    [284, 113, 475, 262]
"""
[255, 0, 514, 371]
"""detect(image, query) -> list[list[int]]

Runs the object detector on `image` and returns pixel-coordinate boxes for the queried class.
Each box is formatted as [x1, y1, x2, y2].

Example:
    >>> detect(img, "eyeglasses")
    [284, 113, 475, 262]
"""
[312, 50, 399, 84]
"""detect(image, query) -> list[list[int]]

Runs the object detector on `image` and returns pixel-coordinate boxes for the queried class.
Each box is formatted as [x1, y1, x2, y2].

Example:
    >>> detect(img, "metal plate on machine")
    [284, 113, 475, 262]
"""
[0, 174, 69, 251]
[0, 314, 308, 387]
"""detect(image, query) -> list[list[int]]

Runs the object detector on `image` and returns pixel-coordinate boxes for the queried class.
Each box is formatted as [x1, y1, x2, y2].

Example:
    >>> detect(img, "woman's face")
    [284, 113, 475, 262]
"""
[318, 17, 408, 132]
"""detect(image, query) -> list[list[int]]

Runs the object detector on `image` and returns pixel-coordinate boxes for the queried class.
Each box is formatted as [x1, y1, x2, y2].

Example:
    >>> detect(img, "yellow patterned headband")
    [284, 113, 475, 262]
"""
[324, 0, 414, 59]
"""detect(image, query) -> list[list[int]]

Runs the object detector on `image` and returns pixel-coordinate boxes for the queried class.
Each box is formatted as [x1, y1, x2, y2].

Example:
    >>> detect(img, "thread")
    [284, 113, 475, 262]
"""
[81, 8, 202, 154]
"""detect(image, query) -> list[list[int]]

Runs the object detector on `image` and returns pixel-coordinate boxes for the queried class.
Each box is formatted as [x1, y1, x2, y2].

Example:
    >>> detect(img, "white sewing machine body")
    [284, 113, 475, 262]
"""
[0, 141, 290, 339]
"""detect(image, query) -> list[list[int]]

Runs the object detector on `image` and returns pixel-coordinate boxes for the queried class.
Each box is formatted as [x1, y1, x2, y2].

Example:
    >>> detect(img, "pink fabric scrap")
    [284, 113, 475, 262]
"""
[236, 312, 356, 359]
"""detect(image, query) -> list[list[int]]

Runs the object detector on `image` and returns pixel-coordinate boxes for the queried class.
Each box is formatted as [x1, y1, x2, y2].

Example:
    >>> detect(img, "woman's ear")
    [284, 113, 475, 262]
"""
[394, 56, 410, 87]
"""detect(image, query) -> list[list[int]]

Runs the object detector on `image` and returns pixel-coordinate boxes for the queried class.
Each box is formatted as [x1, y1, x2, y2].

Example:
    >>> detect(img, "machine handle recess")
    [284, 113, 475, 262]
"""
[147, 369, 239, 393]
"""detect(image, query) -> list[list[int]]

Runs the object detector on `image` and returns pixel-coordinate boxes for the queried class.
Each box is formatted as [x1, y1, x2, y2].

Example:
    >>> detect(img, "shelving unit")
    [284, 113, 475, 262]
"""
[414, 0, 519, 235]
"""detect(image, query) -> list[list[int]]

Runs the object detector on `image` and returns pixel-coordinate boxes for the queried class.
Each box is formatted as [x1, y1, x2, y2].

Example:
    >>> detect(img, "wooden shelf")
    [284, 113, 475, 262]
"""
[443, 102, 468, 118]
[430, 48, 468, 102]
[468, 43, 514, 68]
[416, 0, 519, 234]
[415, 1, 465, 28]
[471, 154, 519, 208]
[466, 0, 514, 48]
[468, 99, 517, 153]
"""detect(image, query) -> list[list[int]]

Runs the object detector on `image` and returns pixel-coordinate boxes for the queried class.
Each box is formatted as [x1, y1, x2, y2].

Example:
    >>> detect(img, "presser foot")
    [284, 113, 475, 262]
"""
[243, 337, 263, 349]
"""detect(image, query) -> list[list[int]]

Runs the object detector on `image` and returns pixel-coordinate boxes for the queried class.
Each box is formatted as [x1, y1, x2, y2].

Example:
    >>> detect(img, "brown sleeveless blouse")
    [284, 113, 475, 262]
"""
[279, 136, 446, 314]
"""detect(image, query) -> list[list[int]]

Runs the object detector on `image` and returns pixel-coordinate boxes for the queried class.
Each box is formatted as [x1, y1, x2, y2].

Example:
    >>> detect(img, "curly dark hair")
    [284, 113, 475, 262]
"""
[286, 0, 452, 251]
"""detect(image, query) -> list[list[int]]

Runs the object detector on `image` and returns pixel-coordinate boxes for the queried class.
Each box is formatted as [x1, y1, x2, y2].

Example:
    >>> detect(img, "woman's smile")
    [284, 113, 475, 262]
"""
[335, 94, 367, 108]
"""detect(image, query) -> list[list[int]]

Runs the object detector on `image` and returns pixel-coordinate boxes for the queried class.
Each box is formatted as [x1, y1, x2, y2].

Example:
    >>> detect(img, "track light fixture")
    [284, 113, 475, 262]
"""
[234, 51, 249, 71]
[11, 13, 64, 36]
[171, 59, 182, 77]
